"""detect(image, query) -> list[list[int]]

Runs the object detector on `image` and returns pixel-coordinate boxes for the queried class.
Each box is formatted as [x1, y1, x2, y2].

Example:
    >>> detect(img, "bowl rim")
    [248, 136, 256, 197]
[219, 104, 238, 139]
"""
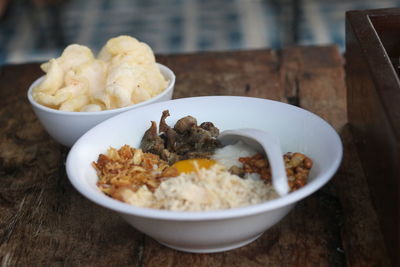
[66, 96, 343, 221]
[27, 63, 175, 116]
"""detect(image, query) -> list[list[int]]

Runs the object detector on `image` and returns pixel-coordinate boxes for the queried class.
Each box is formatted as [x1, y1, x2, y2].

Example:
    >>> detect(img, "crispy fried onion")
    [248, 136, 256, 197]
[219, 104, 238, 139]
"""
[93, 145, 178, 200]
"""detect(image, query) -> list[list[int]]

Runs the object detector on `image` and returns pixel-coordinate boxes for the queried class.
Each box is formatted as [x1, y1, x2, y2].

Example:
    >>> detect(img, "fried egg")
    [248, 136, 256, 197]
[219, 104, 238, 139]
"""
[172, 159, 216, 174]
[171, 141, 258, 175]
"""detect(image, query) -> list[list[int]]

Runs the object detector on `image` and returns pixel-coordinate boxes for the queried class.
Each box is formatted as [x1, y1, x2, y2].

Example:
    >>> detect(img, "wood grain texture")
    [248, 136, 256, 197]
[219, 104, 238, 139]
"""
[334, 126, 390, 266]
[157, 50, 284, 101]
[0, 46, 388, 266]
[346, 9, 400, 267]
[0, 65, 143, 266]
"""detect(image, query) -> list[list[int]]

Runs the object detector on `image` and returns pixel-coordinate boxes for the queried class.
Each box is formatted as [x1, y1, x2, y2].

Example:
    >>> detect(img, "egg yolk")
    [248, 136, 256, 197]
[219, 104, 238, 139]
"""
[172, 159, 216, 174]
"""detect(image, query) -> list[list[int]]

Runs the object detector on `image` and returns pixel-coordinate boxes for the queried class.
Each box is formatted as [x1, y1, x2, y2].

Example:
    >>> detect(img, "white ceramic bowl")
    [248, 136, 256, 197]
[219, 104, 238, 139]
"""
[27, 63, 175, 147]
[66, 96, 342, 253]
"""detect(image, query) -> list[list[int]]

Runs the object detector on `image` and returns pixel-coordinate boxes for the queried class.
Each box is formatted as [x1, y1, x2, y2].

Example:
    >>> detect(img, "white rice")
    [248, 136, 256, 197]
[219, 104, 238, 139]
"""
[119, 163, 278, 212]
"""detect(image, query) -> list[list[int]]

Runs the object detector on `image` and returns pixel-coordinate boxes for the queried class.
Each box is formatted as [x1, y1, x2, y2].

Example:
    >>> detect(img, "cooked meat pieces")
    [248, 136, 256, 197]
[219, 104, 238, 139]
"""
[158, 110, 182, 153]
[140, 121, 165, 155]
[140, 110, 221, 164]
[189, 127, 220, 151]
[200, 122, 219, 137]
[159, 110, 171, 133]
[159, 126, 176, 151]
[174, 115, 197, 133]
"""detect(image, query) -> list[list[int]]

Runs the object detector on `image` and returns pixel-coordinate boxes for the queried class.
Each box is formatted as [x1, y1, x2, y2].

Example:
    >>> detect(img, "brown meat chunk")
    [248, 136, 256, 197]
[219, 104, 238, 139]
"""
[174, 115, 197, 133]
[158, 110, 180, 152]
[159, 110, 171, 133]
[200, 122, 219, 137]
[189, 127, 220, 151]
[140, 110, 221, 163]
[140, 121, 165, 155]
[164, 128, 179, 152]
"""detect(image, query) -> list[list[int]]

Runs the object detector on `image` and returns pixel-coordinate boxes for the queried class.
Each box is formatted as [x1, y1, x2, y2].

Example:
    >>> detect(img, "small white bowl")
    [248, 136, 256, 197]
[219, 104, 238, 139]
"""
[66, 96, 343, 253]
[27, 63, 175, 147]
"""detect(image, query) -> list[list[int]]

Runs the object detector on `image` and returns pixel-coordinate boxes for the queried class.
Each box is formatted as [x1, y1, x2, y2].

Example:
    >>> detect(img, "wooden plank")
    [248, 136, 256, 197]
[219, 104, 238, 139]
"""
[334, 127, 390, 266]
[288, 45, 389, 266]
[287, 45, 389, 266]
[157, 50, 285, 101]
[0, 63, 42, 100]
[0, 47, 387, 266]
[346, 9, 400, 266]
[279, 46, 347, 132]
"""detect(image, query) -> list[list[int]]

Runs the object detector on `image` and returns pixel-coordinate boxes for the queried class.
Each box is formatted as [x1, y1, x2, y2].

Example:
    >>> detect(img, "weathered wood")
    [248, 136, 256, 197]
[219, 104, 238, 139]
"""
[0, 46, 388, 266]
[281, 46, 347, 132]
[0, 66, 143, 266]
[346, 8, 400, 266]
[334, 126, 390, 266]
[157, 50, 285, 101]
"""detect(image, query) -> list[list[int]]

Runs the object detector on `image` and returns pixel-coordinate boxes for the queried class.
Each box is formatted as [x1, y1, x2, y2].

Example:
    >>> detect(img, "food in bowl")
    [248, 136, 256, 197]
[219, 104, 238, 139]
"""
[66, 96, 343, 253]
[31, 35, 168, 112]
[93, 110, 313, 211]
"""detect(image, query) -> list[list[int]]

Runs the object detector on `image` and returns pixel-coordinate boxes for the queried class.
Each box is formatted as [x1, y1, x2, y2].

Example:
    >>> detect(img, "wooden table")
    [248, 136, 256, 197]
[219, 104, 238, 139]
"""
[0, 46, 391, 266]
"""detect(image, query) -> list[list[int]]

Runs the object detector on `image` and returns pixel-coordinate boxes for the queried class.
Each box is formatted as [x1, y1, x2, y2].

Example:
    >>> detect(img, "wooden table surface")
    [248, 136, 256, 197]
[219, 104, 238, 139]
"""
[0, 46, 391, 266]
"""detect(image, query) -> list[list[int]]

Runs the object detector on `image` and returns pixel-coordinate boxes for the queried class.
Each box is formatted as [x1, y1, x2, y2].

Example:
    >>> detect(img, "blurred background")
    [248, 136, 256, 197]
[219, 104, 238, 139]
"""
[0, 0, 399, 65]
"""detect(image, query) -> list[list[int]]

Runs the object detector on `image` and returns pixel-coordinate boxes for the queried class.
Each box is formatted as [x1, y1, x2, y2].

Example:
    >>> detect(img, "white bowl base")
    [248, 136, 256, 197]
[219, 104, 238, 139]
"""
[156, 232, 264, 253]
